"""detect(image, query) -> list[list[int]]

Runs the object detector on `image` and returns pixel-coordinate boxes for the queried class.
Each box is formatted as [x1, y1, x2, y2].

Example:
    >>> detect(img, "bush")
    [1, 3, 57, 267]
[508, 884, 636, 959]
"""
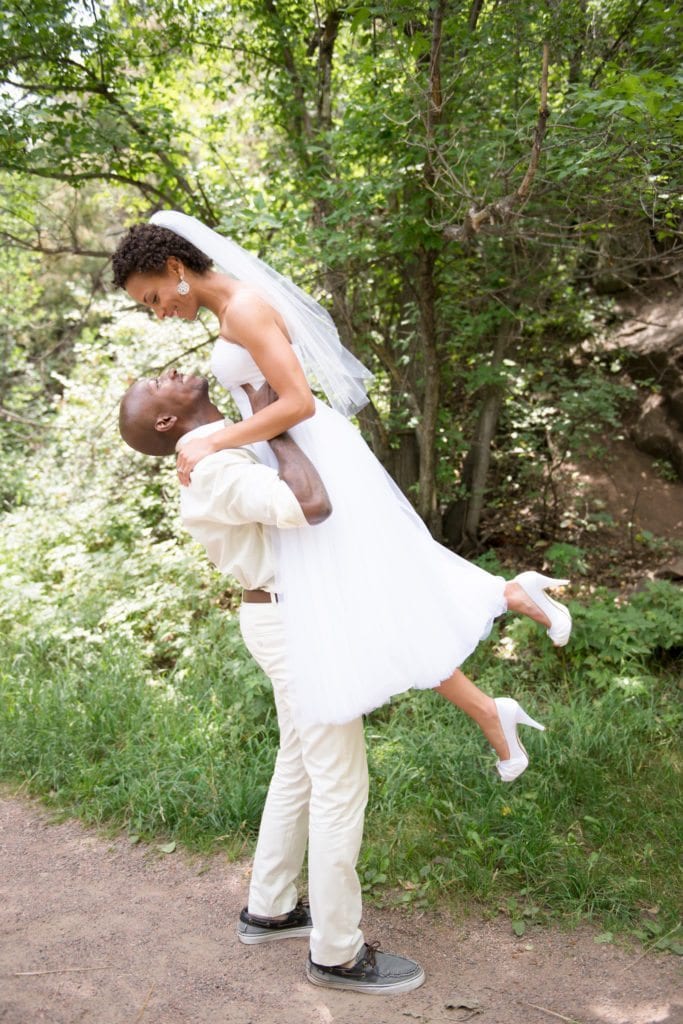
[1, 308, 680, 936]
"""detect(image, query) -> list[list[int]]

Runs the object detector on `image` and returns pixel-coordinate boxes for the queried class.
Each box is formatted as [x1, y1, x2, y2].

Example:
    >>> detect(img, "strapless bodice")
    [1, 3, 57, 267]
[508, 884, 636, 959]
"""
[210, 338, 267, 393]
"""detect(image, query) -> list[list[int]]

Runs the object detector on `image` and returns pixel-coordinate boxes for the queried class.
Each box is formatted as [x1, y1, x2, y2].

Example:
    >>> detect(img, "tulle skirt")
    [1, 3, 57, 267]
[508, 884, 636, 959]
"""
[234, 394, 507, 724]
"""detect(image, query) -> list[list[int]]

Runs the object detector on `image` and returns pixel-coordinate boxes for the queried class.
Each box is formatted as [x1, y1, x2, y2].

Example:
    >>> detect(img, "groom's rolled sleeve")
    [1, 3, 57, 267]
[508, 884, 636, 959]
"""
[189, 450, 307, 529]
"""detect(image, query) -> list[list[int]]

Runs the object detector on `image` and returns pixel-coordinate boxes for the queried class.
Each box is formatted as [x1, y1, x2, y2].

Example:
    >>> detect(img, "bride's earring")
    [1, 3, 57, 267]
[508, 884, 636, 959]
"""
[177, 276, 190, 296]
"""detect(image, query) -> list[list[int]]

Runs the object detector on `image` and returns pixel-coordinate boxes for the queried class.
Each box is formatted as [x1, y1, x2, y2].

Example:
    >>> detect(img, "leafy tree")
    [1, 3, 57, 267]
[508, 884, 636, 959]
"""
[0, 0, 680, 544]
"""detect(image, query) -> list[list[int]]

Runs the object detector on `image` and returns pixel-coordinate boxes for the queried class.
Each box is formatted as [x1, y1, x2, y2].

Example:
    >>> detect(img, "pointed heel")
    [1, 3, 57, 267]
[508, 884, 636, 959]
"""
[534, 573, 570, 588]
[493, 697, 546, 783]
[516, 708, 545, 732]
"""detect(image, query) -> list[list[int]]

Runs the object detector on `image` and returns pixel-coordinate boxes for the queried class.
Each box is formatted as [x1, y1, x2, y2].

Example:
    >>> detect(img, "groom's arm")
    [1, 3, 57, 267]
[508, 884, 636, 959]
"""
[267, 432, 332, 525]
[244, 383, 331, 526]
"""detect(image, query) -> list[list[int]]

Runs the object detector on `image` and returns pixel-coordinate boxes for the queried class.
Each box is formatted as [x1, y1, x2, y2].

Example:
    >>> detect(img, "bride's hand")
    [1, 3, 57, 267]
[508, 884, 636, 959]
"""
[176, 436, 215, 486]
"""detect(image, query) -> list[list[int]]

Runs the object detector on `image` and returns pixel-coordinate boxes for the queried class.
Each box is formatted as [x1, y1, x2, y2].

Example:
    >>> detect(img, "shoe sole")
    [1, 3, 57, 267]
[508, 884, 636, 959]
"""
[545, 594, 572, 646]
[514, 572, 572, 646]
[237, 925, 313, 945]
[306, 965, 426, 995]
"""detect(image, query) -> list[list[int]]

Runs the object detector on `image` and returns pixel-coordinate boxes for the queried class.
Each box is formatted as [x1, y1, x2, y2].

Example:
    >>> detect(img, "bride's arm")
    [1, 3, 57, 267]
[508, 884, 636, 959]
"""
[176, 293, 316, 485]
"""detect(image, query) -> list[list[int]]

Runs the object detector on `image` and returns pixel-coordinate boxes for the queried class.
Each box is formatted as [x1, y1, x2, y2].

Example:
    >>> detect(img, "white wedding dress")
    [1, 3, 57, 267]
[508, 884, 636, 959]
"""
[211, 338, 507, 724]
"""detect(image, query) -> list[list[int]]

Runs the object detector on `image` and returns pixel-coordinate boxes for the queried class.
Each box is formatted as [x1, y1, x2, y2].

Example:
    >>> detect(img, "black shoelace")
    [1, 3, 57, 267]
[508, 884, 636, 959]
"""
[356, 941, 381, 970]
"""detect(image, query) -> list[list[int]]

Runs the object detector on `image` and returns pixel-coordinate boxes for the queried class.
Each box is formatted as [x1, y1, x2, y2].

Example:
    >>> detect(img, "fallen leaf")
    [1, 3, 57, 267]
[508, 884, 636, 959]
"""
[157, 841, 176, 854]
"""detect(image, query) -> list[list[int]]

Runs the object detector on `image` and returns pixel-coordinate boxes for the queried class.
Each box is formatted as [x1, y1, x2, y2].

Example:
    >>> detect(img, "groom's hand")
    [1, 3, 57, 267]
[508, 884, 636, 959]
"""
[243, 381, 279, 415]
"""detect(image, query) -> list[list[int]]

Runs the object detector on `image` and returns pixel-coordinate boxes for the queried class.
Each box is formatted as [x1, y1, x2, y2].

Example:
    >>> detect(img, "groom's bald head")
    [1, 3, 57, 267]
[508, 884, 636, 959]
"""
[119, 370, 218, 455]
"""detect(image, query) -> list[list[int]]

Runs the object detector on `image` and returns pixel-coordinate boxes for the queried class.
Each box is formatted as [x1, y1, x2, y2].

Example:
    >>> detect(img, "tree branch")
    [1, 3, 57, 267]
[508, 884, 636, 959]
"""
[0, 163, 173, 203]
[0, 406, 44, 428]
[261, 0, 313, 144]
[589, 0, 651, 88]
[0, 229, 110, 258]
[443, 42, 551, 242]
[0, 76, 108, 96]
[467, 0, 485, 33]
[317, 9, 343, 130]
[98, 85, 217, 223]
[363, 335, 422, 423]
[2, 51, 217, 224]
[428, 0, 445, 120]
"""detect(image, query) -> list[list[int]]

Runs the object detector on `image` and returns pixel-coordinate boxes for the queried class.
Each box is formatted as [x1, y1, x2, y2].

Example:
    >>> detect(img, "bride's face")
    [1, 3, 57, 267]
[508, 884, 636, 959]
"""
[126, 266, 200, 322]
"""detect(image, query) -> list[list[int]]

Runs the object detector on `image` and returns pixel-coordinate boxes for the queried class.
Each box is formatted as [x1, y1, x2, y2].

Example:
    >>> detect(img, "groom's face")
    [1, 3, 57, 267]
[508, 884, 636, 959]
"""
[119, 369, 214, 456]
[126, 369, 209, 431]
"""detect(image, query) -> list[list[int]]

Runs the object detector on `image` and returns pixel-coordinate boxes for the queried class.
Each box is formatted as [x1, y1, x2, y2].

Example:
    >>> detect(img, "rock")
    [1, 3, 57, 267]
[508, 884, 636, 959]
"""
[606, 296, 683, 475]
[669, 385, 683, 423]
[631, 394, 683, 480]
[653, 558, 683, 582]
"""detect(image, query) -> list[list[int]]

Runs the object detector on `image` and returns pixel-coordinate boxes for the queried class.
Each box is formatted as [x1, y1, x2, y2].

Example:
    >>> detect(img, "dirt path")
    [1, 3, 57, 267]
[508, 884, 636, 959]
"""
[1, 794, 680, 1024]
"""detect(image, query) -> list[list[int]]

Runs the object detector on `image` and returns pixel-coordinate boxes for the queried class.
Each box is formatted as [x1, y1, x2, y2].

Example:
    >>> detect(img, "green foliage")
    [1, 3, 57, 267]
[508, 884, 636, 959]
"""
[360, 583, 682, 934]
[0, 304, 274, 842]
[489, 355, 637, 535]
[544, 543, 589, 577]
[2, 578, 681, 931]
[562, 582, 683, 684]
[0, 621, 277, 844]
[0, 0, 681, 943]
[2, 0, 682, 526]
[1, 338, 681, 940]
[653, 459, 679, 484]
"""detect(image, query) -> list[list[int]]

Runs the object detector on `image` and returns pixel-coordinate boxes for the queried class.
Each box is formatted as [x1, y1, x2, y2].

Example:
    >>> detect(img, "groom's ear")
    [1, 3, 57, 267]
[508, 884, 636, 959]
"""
[155, 412, 178, 433]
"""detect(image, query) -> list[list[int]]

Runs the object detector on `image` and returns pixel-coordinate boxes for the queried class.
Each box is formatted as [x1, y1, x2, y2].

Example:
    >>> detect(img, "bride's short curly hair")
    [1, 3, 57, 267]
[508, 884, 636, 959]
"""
[112, 223, 213, 288]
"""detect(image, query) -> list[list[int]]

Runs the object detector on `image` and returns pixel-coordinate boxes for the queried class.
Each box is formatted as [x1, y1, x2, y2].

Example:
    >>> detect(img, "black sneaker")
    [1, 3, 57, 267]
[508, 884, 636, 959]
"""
[306, 941, 425, 994]
[237, 899, 313, 945]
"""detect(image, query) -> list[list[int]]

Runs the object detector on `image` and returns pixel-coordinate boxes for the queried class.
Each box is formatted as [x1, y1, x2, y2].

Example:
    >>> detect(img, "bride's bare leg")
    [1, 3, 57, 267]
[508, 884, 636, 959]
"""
[503, 581, 551, 627]
[434, 579, 557, 763]
[435, 668, 510, 760]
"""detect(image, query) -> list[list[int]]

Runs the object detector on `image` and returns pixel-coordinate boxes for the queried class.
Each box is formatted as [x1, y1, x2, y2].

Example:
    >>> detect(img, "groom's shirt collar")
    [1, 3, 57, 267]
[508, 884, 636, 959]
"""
[177, 417, 230, 448]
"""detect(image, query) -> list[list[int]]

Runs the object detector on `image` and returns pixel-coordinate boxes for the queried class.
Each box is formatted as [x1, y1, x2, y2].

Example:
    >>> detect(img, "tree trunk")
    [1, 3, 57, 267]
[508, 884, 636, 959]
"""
[413, 0, 447, 534]
[415, 247, 441, 532]
[389, 428, 421, 497]
[324, 265, 393, 466]
[443, 321, 514, 552]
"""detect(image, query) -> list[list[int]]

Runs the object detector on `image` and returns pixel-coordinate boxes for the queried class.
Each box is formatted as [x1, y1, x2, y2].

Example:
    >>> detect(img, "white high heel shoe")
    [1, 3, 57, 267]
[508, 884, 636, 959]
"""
[512, 571, 572, 646]
[494, 697, 545, 782]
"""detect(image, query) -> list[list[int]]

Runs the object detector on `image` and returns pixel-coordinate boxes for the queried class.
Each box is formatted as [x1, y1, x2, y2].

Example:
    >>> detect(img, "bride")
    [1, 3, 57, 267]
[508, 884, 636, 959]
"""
[112, 210, 571, 781]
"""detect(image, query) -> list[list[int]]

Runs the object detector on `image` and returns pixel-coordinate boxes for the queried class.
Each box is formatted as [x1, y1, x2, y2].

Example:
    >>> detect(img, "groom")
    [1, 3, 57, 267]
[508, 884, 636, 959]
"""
[118, 369, 425, 995]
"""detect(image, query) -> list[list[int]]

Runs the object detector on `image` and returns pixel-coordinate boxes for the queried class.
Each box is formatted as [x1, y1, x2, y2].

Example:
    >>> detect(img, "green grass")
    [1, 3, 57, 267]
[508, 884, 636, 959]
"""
[0, 615, 277, 849]
[1, 583, 681, 945]
[362, 674, 681, 932]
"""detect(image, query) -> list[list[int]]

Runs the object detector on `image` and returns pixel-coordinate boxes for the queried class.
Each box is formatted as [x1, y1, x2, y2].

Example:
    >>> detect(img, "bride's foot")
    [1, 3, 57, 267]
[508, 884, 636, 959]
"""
[493, 697, 545, 782]
[507, 572, 572, 646]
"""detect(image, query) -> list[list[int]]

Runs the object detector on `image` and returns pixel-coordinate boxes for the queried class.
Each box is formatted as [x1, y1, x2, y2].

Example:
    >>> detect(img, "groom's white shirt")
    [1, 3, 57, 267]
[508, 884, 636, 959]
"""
[177, 419, 307, 592]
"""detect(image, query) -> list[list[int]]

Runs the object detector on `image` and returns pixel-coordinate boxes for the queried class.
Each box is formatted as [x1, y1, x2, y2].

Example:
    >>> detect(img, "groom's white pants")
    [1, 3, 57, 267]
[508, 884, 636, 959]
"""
[239, 601, 368, 967]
